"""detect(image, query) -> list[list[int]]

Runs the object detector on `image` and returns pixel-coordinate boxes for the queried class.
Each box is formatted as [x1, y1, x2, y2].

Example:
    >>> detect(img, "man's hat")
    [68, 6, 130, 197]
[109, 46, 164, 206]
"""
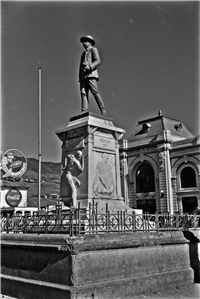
[80, 35, 95, 46]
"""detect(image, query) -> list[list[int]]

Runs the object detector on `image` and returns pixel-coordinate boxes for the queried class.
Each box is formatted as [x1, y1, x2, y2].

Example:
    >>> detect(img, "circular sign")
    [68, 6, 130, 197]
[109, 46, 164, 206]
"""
[1, 149, 27, 178]
[5, 188, 22, 207]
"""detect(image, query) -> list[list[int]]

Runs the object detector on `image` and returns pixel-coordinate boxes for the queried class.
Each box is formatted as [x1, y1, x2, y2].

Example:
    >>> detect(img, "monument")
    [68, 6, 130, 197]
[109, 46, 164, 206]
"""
[56, 35, 132, 212]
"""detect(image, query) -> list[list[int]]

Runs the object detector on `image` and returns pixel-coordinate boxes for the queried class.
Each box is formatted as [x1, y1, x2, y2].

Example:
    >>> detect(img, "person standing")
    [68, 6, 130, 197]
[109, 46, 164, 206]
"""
[79, 35, 106, 115]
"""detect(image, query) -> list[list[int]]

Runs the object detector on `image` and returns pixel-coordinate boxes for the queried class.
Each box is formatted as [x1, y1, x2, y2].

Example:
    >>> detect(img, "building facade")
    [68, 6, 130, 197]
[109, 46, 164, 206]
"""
[120, 111, 200, 214]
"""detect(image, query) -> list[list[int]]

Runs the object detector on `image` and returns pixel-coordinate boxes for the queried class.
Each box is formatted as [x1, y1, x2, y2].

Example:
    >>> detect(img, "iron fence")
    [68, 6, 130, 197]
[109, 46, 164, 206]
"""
[1, 203, 200, 236]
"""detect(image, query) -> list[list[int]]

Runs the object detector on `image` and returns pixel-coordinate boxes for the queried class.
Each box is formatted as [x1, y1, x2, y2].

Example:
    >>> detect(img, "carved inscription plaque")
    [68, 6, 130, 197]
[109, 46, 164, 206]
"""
[94, 132, 115, 152]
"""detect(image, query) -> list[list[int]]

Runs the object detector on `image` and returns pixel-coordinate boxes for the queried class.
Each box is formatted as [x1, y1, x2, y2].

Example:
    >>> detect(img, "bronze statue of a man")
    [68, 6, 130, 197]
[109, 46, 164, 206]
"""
[79, 35, 106, 116]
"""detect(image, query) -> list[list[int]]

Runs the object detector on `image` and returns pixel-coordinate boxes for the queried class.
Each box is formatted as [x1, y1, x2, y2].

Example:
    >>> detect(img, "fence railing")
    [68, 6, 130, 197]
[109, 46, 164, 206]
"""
[1, 203, 200, 236]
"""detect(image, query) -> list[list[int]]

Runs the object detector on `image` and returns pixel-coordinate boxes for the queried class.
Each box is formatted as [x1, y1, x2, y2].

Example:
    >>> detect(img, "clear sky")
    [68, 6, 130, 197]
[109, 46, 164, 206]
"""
[1, 0, 199, 162]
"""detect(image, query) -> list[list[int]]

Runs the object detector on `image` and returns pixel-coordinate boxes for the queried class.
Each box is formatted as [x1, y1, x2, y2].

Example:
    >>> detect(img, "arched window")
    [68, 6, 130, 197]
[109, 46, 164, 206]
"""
[136, 163, 155, 193]
[180, 166, 196, 188]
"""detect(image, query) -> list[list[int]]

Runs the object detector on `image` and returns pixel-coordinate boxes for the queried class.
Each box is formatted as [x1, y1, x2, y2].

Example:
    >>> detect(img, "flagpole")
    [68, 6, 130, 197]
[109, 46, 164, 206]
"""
[38, 68, 42, 214]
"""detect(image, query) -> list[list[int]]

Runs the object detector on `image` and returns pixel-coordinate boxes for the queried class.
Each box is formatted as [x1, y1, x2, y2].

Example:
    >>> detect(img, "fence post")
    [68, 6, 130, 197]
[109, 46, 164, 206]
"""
[106, 203, 109, 233]
[6, 214, 10, 234]
[95, 202, 98, 234]
[143, 213, 146, 231]
[88, 202, 91, 234]
[23, 214, 27, 234]
[45, 211, 49, 234]
[92, 203, 95, 234]
[155, 213, 158, 232]
[76, 203, 80, 236]
[69, 205, 74, 237]
[120, 211, 123, 232]
[117, 211, 120, 232]
[132, 211, 136, 232]
[123, 211, 126, 233]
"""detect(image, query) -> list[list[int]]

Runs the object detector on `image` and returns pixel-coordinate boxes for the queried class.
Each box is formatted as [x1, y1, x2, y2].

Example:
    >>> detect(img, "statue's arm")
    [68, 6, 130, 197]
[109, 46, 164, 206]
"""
[74, 156, 84, 172]
[90, 47, 101, 71]
[80, 155, 84, 171]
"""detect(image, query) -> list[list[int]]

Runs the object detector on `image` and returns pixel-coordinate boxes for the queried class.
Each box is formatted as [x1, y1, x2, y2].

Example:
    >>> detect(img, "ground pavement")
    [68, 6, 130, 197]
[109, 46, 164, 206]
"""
[1, 283, 200, 299]
[133, 283, 200, 299]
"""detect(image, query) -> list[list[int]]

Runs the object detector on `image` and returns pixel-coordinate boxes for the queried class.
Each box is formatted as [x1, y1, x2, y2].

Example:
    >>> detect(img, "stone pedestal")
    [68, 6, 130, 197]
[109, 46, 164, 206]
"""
[1, 232, 194, 299]
[56, 112, 130, 212]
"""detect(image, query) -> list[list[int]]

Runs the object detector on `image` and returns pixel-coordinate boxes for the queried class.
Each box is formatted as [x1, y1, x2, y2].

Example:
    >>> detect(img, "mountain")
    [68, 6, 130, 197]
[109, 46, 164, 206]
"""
[25, 158, 61, 177]
[24, 158, 62, 207]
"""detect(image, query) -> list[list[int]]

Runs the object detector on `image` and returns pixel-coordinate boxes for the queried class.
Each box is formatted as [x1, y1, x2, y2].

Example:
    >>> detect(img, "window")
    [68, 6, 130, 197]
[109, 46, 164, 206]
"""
[182, 197, 197, 214]
[136, 163, 155, 193]
[180, 166, 196, 188]
[137, 199, 156, 214]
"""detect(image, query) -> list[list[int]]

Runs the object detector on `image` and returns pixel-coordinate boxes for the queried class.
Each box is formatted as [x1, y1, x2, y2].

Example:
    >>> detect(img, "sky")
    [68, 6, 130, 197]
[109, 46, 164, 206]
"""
[1, 0, 199, 162]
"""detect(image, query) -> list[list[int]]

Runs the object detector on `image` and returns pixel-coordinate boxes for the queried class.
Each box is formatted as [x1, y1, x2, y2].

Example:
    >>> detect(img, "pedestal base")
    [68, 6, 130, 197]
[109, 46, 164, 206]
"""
[62, 196, 133, 214]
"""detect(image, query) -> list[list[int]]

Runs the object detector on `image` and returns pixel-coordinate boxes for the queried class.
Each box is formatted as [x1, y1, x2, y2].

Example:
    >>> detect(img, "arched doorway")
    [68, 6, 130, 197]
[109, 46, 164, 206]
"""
[182, 197, 197, 214]
[136, 163, 156, 213]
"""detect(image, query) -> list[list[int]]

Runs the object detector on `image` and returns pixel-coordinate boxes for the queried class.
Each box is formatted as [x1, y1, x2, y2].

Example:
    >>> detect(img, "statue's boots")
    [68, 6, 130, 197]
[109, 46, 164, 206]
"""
[93, 93, 107, 116]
